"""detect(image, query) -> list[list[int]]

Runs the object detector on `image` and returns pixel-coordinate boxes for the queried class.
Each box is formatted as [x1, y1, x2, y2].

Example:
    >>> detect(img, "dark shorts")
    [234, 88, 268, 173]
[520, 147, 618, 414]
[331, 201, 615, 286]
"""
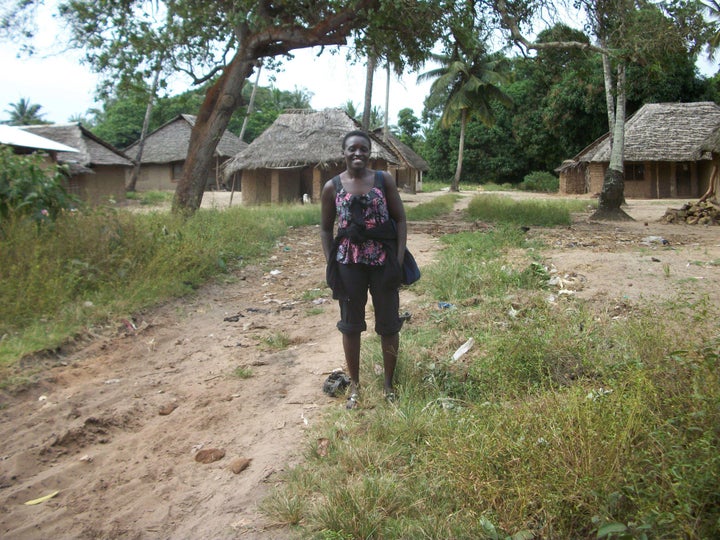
[336, 263, 402, 336]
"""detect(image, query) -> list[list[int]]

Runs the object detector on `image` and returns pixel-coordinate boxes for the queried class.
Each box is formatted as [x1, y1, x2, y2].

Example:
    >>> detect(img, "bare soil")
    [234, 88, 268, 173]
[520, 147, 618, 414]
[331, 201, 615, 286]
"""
[1, 191, 718, 539]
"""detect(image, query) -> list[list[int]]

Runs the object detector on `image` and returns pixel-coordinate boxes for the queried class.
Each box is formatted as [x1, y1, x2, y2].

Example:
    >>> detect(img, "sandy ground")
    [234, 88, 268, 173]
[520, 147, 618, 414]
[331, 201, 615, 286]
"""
[1, 190, 718, 539]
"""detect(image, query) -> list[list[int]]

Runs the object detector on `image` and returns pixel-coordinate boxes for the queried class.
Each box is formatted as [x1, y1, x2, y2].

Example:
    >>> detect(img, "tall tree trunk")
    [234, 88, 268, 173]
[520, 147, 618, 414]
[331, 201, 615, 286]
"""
[361, 55, 376, 130]
[601, 50, 615, 136]
[173, 54, 253, 213]
[239, 62, 262, 142]
[451, 108, 466, 192]
[593, 64, 632, 220]
[127, 66, 161, 192]
[383, 62, 390, 140]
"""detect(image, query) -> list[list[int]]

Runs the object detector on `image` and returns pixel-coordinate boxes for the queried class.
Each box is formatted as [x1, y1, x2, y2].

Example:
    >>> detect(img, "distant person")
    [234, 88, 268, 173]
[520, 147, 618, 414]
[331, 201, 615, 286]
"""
[321, 130, 407, 409]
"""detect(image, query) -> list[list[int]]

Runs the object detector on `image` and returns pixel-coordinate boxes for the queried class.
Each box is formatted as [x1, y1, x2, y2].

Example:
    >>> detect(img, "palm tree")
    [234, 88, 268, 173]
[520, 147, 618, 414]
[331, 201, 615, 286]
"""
[418, 44, 512, 191]
[4, 98, 48, 125]
[705, 0, 720, 59]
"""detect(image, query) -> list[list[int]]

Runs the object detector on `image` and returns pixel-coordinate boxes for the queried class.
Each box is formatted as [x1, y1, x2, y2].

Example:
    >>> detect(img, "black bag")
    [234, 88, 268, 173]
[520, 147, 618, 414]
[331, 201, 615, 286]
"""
[402, 248, 421, 285]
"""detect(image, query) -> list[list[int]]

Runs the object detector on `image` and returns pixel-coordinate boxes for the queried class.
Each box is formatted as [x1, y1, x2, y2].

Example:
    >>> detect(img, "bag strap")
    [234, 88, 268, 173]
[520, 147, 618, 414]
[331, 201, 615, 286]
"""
[374, 170, 385, 193]
[332, 175, 342, 193]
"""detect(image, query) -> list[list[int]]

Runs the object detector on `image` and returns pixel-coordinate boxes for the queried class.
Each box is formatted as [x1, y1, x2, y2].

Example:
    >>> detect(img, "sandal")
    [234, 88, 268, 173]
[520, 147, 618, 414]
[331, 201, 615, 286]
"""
[346, 393, 359, 410]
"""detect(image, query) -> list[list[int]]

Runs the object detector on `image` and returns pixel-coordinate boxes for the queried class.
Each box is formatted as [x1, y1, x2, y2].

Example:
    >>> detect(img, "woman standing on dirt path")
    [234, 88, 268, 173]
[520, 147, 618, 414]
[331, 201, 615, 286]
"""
[321, 130, 407, 409]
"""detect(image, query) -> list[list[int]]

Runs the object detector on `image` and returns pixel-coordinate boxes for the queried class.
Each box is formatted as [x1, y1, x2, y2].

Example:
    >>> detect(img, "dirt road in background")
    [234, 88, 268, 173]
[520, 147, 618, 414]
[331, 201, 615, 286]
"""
[1, 191, 717, 539]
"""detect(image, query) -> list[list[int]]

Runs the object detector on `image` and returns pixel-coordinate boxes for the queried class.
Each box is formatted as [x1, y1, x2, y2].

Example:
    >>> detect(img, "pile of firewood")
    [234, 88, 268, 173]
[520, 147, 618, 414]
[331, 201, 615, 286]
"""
[661, 200, 720, 225]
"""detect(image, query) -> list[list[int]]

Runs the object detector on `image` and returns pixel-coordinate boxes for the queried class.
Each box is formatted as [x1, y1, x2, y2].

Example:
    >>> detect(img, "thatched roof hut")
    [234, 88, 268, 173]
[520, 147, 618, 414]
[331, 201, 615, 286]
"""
[225, 109, 397, 172]
[224, 109, 427, 204]
[21, 123, 132, 203]
[224, 109, 403, 204]
[558, 102, 720, 198]
[23, 123, 133, 174]
[124, 114, 247, 191]
[125, 114, 246, 163]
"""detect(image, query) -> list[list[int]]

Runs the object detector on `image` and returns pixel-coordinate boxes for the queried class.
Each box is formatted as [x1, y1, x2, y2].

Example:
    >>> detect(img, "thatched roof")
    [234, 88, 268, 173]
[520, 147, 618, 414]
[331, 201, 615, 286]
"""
[371, 128, 429, 171]
[21, 123, 133, 174]
[0, 125, 79, 153]
[224, 109, 400, 175]
[125, 114, 247, 163]
[578, 102, 720, 164]
[701, 125, 720, 154]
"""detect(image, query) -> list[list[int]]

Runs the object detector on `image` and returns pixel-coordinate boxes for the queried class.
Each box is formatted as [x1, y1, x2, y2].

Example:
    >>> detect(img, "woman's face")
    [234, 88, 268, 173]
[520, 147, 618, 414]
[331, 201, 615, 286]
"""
[343, 135, 371, 172]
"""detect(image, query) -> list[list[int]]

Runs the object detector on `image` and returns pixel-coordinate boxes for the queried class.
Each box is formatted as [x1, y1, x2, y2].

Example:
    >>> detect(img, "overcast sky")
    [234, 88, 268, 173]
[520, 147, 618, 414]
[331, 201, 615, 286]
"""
[0, 40, 434, 126]
[0, 3, 716, 127]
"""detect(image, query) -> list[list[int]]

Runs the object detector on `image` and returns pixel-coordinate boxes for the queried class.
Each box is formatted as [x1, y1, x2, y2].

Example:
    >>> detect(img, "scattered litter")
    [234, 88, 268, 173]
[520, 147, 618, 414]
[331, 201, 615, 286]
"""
[312, 298, 328, 304]
[195, 448, 226, 464]
[223, 314, 243, 322]
[640, 236, 669, 246]
[438, 302, 455, 310]
[269, 269, 282, 276]
[586, 387, 613, 401]
[317, 438, 330, 457]
[507, 306, 519, 318]
[79, 454, 93, 463]
[322, 370, 351, 397]
[38, 395, 47, 402]
[122, 319, 136, 332]
[452, 338, 475, 361]
[399, 311, 412, 322]
[104, 379, 121, 385]
[158, 403, 178, 416]
[24, 491, 59, 506]
[229, 457, 252, 474]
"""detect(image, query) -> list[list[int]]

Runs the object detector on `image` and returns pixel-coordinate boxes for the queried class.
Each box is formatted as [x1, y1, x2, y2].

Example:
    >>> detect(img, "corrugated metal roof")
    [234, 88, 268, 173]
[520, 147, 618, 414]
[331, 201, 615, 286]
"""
[0, 124, 79, 153]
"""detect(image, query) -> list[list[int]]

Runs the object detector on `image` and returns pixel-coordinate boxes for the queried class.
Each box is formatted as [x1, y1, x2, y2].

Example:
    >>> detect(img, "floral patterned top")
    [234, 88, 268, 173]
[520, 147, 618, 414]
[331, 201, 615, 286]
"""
[335, 175, 390, 266]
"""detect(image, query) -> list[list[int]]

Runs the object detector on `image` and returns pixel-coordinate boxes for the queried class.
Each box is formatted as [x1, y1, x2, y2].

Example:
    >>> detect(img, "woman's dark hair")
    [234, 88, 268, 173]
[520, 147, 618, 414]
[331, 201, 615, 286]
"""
[342, 130, 372, 150]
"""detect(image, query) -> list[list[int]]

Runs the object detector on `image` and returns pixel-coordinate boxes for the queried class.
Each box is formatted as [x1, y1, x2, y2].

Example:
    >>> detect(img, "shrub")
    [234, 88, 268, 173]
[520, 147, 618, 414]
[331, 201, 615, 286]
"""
[0, 146, 79, 223]
[519, 171, 559, 192]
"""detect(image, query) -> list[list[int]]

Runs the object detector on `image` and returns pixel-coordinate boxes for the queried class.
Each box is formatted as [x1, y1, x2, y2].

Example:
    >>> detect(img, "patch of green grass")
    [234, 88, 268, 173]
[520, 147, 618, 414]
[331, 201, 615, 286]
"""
[301, 287, 328, 302]
[125, 190, 173, 205]
[233, 366, 253, 379]
[467, 193, 592, 227]
[0, 203, 320, 370]
[261, 331, 292, 350]
[405, 193, 459, 221]
[417, 180, 449, 192]
[481, 181, 516, 191]
[265, 225, 720, 539]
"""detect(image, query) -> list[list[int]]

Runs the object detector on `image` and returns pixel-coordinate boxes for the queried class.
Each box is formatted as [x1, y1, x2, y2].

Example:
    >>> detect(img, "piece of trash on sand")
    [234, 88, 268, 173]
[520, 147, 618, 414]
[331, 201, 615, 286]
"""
[640, 236, 669, 246]
[195, 448, 226, 464]
[24, 490, 60, 505]
[438, 302, 455, 310]
[158, 403, 178, 416]
[229, 457, 252, 474]
[452, 338, 475, 361]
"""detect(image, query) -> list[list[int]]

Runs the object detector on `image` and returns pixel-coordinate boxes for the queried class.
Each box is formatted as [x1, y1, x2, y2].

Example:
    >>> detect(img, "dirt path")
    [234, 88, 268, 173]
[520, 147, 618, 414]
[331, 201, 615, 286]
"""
[1, 192, 718, 539]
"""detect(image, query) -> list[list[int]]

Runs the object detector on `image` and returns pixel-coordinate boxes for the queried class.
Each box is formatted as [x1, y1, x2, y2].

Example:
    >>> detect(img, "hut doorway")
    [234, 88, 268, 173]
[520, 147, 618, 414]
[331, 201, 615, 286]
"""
[676, 162, 692, 197]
